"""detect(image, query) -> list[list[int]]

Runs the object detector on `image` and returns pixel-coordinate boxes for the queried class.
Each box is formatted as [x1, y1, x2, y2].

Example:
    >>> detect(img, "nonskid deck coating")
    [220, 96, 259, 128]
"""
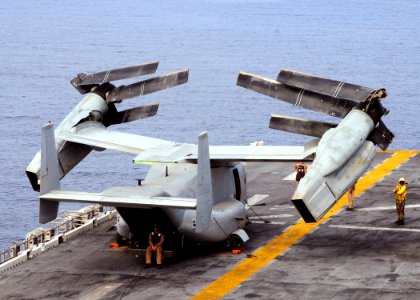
[1, 151, 419, 299]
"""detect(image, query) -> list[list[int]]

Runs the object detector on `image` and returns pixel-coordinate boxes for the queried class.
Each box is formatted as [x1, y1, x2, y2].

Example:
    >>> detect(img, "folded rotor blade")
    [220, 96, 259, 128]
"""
[277, 69, 374, 102]
[237, 71, 357, 118]
[368, 120, 394, 150]
[70, 61, 159, 93]
[105, 103, 159, 126]
[106, 69, 189, 103]
[269, 114, 336, 137]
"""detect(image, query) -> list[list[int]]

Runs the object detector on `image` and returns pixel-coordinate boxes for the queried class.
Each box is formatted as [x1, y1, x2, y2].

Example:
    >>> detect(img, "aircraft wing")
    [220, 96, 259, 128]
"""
[134, 141, 318, 164]
[41, 187, 196, 209]
[55, 120, 316, 164]
[57, 121, 177, 155]
[208, 145, 315, 161]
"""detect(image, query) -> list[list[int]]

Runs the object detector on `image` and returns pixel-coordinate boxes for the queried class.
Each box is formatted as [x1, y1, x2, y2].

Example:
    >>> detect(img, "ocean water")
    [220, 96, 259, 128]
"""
[0, 0, 419, 250]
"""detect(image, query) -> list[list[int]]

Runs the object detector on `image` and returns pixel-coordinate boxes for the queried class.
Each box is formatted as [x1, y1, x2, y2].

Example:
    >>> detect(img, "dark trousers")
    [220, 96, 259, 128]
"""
[396, 200, 405, 221]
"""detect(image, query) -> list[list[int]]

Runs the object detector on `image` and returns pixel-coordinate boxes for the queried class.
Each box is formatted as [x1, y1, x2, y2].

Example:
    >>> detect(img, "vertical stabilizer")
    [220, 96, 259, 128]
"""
[196, 132, 213, 233]
[39, 123, 60, 223]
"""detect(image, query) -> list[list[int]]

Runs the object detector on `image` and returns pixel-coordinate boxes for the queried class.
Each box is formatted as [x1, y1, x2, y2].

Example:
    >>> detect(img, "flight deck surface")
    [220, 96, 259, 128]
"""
[1, 151, 420, 300]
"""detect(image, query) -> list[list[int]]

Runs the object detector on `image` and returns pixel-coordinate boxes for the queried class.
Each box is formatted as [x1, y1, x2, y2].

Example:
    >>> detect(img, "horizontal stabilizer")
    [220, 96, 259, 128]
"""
[104, 103, 159, 126]
[41, 188, 196, 209]
[269, 114, 336, 138]
[237, 71, 357, 118]
[277, 69, 374, 101]
[70, 61, 159, 91]
[106, 69, 189, 102]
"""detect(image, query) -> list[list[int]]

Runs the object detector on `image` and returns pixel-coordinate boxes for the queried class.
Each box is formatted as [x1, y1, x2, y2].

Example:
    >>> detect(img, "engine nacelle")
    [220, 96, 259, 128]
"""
[291, 109, 376, 222]
[26, 93, 108, 191]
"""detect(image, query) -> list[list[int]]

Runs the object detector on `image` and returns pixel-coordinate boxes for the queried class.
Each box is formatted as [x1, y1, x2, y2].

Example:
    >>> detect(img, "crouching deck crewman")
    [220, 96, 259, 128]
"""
[145, 223, 164, 269]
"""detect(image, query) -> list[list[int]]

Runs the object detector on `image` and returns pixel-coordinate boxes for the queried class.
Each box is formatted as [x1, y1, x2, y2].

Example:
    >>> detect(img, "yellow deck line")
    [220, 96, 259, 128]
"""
[192, 150, 416, 300]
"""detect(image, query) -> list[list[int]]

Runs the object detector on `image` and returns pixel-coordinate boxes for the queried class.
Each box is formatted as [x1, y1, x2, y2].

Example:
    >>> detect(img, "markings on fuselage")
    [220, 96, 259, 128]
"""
[246, 194, 269, 207]
[330, 224, 420, 233]
[192, 151, 417, 300]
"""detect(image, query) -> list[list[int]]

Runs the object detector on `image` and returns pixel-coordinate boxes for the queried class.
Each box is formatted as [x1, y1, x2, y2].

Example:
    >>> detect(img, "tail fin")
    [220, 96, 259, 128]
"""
[39, 123, 60, 223]
[195, 132, 213, 233]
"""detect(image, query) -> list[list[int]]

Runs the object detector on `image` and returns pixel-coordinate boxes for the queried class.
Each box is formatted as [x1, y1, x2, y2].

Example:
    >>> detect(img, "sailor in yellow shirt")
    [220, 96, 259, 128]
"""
[393, 178, 408, 225]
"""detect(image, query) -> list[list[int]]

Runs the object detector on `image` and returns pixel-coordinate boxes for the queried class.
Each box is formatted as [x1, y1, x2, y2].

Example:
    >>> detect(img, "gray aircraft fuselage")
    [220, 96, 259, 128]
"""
[116, 162, 248, 248]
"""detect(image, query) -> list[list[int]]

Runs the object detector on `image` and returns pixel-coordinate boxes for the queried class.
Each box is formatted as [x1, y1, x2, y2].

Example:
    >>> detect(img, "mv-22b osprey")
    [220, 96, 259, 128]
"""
[26, 62, 393, 250]
[237, 69, 394, 222]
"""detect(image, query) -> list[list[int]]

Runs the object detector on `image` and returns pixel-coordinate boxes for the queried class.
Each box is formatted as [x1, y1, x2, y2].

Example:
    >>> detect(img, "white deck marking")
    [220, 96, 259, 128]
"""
[330, 224, 420, 233]
[283, 172, 296, 180]
[358, 204, 420, 211]
[246, 194, 269, 207]
[79, 283, 123, 300]
[270, 205, 296, 210]
[251, 220, 286, 225]
[249, 214, 294, 219]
